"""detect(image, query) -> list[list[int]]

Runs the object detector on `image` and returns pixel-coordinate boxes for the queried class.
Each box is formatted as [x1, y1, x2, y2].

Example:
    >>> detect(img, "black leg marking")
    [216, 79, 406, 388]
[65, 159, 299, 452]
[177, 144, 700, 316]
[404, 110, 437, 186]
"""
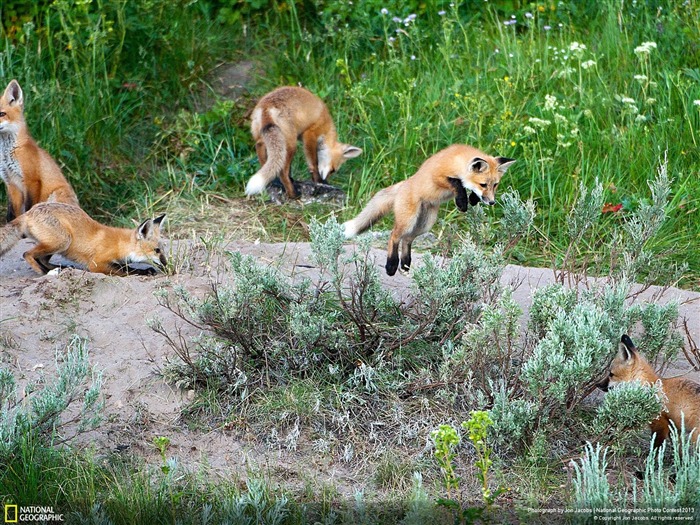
[448, 178, 470, 211]
[386, 255, 399, 276]
[469, 191, 480, 206]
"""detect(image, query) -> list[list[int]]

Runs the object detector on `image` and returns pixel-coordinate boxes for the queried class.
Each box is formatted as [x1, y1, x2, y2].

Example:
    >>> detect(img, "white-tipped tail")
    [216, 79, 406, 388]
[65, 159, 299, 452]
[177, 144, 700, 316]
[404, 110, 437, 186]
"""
[342, 220, 358, 239]
[245, 173, 268, 196]
[245, 122, 287, 196]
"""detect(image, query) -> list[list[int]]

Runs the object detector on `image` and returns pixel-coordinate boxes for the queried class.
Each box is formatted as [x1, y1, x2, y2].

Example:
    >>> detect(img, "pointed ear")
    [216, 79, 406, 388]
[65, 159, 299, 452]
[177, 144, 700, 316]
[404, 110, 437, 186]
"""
[137, 217, 155, 239]
[342, 145, 362, 159]
[153, 214, 166, 227]
[469, 157, 488, 173]
[496, 157, 516, 172]
[4, 80, 23, 107]
[619, 334, 637, 361]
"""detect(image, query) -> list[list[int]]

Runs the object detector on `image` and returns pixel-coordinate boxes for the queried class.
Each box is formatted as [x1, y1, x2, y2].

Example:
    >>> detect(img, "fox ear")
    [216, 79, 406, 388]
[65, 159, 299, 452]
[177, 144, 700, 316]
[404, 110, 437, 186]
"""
[153, 214, 166, 227]
[619, 334, 637, 361]
[137, 217, 160, 239]
[3, 80, 23, 107]
[496, 157, 516, 172]
[342, 145, 362, 159]
[469, 157, 488, 173]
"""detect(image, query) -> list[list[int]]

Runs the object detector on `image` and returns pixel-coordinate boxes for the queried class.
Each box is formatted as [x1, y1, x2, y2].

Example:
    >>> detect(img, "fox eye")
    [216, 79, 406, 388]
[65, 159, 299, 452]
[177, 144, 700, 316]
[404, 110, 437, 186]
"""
[609, 372, 615, 378]
[0, 112, 5, 117]
[479, 183, 487, 188]
[155, 248, 161, 254]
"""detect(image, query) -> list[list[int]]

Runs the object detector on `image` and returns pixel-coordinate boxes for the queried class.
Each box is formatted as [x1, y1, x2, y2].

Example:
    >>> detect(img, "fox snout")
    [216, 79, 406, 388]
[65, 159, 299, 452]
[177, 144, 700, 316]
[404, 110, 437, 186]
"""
[597, 377, 610, 392]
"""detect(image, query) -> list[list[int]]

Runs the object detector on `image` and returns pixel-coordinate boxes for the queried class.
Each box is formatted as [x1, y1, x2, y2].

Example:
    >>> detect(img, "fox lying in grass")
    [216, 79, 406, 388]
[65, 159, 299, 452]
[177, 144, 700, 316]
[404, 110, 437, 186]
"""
[0, 79, 79, 221]
[0, 203, 167, 276]
[342, 144, 515, 276]
[598, 334, 700, 447]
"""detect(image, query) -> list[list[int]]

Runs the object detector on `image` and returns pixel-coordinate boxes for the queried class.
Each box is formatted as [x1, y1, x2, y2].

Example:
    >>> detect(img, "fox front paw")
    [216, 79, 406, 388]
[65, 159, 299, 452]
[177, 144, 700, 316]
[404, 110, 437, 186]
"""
[385, 256, 399, 276]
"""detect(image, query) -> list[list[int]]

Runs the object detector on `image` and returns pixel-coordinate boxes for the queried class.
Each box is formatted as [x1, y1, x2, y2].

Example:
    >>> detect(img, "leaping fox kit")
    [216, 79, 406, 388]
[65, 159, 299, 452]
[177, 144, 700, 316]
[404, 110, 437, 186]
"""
[0, 79, 79, 221]
[0, 203, 167, 276]
[342, 144, 515, 276]
[245, 86, 362, 200]
[598, 335, 700, 447]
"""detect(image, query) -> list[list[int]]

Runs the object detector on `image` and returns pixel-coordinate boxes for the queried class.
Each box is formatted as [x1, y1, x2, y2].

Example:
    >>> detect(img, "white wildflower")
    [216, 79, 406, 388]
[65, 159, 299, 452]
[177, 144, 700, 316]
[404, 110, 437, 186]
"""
[556, 134, 572, 148]
[634, 41, 657, 56]
[570, 127, 579, 136]
[635, 114, 647, 123]
[568, 41, 587, 57]
[557, 67, 575, 78]
[523, 126, 537, 135]
[693, 100, 700, 106]
[581, 60, 596, 69]
[554, 113, 568, 125]
[645, 98, 656, 105]
[634, 74, 648, 82]
[381, 8, 389, 15]
[544, 94, 558, 111]
[528, 117, 552, 129]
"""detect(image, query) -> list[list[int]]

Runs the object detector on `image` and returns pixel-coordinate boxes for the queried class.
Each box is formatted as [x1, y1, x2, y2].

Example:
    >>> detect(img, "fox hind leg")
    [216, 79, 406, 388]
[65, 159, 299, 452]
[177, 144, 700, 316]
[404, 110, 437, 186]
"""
[279, 146, 299, 199]
[385, 229, 401, 276]
[398, 204, 438, 275]
[23, 244, 59, 274]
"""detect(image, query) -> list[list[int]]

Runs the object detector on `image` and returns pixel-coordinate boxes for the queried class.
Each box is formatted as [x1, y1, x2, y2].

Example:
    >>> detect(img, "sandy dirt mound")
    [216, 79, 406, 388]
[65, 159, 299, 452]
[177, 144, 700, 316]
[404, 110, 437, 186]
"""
[0, 237, 698, 488]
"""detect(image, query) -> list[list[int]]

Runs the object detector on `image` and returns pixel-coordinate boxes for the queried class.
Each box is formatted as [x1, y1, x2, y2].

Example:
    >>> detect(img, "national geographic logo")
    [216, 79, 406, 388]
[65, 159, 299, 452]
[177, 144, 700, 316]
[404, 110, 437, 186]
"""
[4, 505, 63, 522]
[4, 505, 17, 523]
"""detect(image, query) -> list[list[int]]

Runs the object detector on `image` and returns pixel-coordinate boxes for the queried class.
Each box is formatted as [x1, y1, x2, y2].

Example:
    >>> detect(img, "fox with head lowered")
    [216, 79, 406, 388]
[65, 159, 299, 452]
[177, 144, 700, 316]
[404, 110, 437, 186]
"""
[245, 86, 362, 200]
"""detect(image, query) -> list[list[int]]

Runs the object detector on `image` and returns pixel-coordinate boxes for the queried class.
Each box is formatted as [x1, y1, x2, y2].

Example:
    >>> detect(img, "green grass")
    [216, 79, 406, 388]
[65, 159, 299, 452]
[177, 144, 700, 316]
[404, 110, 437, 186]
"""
[1, 0, 698, 284]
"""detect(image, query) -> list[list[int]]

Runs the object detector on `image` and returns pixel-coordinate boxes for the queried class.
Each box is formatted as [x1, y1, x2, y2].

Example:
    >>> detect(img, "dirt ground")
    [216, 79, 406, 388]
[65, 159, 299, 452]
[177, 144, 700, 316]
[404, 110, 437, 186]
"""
[0, 233, 698, 490]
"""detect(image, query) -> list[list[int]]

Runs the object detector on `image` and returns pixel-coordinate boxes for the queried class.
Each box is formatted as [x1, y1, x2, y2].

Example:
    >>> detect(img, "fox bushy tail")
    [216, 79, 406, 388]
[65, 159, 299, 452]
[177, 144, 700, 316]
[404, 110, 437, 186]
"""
[342, 182, 402, 239]
[0, 220, 23, 257]
[245, 123, 287, 195]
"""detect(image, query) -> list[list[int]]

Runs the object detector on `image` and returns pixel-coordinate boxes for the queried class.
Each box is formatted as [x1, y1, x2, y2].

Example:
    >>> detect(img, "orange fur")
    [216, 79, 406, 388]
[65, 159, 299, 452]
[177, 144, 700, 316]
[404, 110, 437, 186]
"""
[599, 335, 700, 447]
[0, 203, 167, 276]
[245, 86, 362, 199]
[0, 80, 79, 222]
[343, 144, 515, 276]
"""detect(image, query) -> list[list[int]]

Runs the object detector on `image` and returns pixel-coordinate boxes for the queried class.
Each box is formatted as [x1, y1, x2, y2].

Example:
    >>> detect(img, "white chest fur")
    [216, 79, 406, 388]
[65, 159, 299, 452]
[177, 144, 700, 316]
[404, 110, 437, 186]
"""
[0, 133, 23, 185]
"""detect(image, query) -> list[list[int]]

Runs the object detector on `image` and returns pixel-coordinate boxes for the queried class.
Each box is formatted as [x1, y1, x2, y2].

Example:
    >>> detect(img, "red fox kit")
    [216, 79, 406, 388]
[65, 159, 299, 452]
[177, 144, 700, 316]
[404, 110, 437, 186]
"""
[598, 335, 700, 447]
[0, 203, 167, 276]
[245, 86, 362, 200]
[0, 79, 79, 221]
[342, 144, 515, 276]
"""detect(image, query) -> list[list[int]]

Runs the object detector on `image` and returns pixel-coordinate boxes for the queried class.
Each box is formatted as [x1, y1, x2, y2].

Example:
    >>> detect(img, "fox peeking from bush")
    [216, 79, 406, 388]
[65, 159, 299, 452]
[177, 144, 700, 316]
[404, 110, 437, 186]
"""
[599, 335, 700, 447]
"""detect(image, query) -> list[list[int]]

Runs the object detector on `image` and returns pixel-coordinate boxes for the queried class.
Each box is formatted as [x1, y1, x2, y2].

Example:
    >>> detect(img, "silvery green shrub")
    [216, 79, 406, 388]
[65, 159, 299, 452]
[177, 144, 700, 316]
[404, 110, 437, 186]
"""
[593, 380, 664, 434]
[0, 336, 103, 456]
